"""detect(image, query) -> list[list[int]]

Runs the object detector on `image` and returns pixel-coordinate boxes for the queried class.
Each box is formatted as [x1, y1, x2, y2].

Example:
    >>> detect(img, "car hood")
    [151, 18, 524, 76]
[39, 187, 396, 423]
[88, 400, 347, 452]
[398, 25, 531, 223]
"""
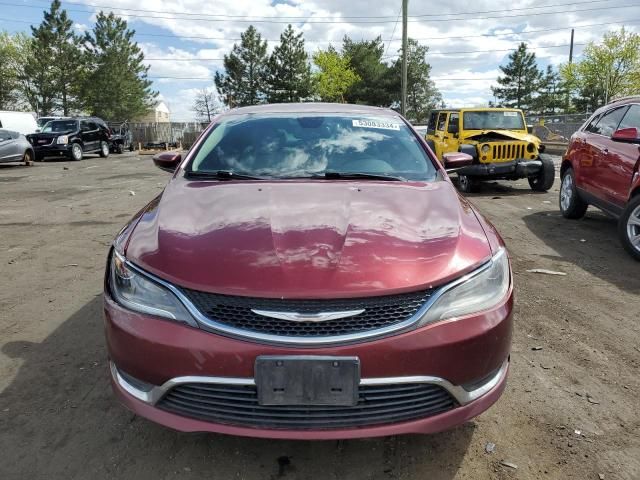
[124, 178, 493, 298]
[462, 130, 541, 144]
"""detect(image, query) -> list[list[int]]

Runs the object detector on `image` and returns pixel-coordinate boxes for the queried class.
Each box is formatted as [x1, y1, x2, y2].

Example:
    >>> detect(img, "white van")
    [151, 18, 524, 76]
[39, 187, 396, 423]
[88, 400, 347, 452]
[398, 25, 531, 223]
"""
[0, 111, 38, 135]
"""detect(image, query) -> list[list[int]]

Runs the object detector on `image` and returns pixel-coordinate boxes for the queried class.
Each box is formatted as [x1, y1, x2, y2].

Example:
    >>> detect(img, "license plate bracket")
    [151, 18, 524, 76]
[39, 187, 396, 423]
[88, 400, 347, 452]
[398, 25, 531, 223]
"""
[255, 356, 360, 406]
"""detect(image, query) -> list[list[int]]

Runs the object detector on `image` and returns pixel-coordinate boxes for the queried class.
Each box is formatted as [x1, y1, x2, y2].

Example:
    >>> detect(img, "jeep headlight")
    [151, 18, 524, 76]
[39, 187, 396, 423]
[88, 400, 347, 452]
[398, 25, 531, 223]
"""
[109, 250, 197, 327]
[526, 143, 535, 153]
[418, 248, 510, 326]
[481, 144, 490, 153]
[56, 135, 69, 145]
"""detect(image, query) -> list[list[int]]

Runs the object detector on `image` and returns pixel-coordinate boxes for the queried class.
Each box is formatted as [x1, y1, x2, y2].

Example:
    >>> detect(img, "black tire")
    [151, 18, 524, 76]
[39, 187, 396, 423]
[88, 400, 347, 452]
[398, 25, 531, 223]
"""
[529, 154, 555, 192]
[70, 143, 83, 161]
[559, 168, 588, 219]
[99, 140, 110, 158]
[618, 195, 640, 261]
[457, 174, 481, 193]
[129, 144, 134, 152]
[116, 143, 124, 154]
[23, 150, 34, 166]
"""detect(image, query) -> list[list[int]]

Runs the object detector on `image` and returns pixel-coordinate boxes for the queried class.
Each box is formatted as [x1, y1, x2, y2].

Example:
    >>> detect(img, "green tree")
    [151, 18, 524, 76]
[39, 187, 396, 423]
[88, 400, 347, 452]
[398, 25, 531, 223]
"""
[0, 32, 25, 109]
[266, 25, 312, 103]
[215, 26, 268, 107]
[561, 28, 640, 112]
[390, 38, 441, 122]
[342, 36, 395, 106]
[534, 65, 566, 114]
[83, 12, 156, 120]
[312, 47, 360, 102]
[491, 42, 542, 112]
[23, 0, 84, 115]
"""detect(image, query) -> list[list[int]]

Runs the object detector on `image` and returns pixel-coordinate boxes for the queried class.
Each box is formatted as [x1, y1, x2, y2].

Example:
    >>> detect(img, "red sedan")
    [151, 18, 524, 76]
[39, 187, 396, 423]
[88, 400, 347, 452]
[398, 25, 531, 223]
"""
[560, 97, 640, 260]
[104, 103, 513, 439]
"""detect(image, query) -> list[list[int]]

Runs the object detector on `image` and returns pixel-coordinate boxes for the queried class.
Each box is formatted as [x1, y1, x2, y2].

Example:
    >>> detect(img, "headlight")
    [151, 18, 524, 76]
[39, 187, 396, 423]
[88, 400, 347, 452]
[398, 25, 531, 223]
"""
[481, 144, 490, 153]
[56, 135, 69, 145]
[418, 248, 510, 326]
[109, 251, 197, 327]
[526, 143, 535, 153]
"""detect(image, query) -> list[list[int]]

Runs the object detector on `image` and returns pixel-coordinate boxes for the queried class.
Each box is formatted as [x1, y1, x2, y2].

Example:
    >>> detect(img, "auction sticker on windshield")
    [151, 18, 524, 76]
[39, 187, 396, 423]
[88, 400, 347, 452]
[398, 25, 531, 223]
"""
[352, 119, 401, 130]
[503, 112, 518, 117]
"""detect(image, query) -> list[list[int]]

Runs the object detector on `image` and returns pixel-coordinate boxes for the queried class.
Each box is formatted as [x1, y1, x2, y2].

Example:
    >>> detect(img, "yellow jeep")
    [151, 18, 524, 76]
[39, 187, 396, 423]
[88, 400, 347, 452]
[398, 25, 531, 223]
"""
[425, 108, 555, 193]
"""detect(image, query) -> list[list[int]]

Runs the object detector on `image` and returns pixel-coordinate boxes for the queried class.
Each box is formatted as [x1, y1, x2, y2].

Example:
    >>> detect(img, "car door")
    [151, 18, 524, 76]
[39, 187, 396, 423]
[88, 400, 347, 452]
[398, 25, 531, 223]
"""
[433, 112, 449, 159]
[441, 112, 460, 156]
[0, 129, 20, 163]
[599, 104, 640, 207]
[80, 120, 98, 151]
[588, 106, 629, 204]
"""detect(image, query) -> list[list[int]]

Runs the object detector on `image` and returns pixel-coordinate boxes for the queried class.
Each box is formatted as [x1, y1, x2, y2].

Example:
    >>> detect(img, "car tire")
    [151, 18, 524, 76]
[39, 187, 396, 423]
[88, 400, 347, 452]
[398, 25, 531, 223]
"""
[457, 174, 481, 193]
[618, 195, 640, 261]
[70, 143, 83, 161]
[116, 143, 124, 154]
[99, 141, 110, 158]
[559, 168, 588, 219]
[528, 154, 555, 192]
[23, 150, 34, 166]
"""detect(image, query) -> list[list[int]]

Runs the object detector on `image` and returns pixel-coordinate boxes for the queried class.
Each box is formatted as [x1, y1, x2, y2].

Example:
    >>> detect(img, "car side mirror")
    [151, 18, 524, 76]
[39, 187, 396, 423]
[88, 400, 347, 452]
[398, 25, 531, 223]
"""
[153, 152, 182, 172]
[442, 152, 474, 171]
[35, 128, 41, 133]
[611, 127, 640, 143]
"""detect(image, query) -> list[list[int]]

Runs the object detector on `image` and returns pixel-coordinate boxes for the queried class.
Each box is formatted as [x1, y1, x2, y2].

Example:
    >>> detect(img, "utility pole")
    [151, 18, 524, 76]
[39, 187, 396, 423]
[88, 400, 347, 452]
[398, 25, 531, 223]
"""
[569, 28, 575, 63]
[401, 0, 408, 116]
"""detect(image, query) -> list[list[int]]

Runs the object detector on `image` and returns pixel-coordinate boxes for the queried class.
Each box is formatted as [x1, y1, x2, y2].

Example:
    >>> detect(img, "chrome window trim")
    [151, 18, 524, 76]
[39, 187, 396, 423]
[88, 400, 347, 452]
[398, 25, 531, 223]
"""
[581, 102, 639, 137]
[114, 250, 494, 346]
[111, 359, 508, 407]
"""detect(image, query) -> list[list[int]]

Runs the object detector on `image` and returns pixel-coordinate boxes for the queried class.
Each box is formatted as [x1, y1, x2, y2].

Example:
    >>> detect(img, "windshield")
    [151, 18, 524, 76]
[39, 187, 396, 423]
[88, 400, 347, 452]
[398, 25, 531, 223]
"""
[463, 111, 525, 130]
[42, 120, 78, 133]
[189, 113, 437, 181]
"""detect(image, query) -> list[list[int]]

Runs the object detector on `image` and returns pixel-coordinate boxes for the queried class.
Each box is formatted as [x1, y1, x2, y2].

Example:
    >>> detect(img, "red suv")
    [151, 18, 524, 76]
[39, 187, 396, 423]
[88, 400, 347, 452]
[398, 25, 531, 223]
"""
[104, 103, 513, 439]
[560, 97, 640, 260]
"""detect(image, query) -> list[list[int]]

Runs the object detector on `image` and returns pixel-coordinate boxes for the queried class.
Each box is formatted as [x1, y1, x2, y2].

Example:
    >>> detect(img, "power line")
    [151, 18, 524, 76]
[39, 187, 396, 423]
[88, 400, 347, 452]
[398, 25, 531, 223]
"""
[2, 1, 639, 24]
[384, 6, 402, 57]
[26, 0, 617, 21]
[0, 15, 636, 43]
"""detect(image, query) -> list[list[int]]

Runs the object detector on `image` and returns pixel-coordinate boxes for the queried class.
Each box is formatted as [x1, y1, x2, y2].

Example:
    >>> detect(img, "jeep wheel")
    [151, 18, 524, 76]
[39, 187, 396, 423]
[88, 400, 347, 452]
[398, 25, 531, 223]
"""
[70, 143, 83, 161]
[99, 141, 110, 158]
[559, 168, 588, 219]
[529, 154, 555, 192]
[457, 174, 481, 193]
[618, 195, 640, 261]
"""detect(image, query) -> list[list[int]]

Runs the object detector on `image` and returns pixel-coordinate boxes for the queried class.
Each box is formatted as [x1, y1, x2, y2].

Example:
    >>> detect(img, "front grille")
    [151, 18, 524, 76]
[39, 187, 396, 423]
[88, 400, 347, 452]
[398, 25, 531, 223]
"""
[157, 382, 457, 429]
[492, 143, 525, 160]
[180, 288, 434, 337]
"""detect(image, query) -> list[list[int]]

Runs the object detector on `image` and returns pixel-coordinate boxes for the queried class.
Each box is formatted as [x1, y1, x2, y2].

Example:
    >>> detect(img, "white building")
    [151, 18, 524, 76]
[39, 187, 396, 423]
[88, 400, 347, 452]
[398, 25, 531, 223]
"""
[137, 101, 171, 123]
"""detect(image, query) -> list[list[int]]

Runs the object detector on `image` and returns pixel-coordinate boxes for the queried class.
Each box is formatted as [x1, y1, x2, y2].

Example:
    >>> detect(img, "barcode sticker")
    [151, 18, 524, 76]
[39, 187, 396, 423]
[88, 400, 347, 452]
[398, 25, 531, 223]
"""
[503, 111, 518, 117]
[352, 119, 401, 130]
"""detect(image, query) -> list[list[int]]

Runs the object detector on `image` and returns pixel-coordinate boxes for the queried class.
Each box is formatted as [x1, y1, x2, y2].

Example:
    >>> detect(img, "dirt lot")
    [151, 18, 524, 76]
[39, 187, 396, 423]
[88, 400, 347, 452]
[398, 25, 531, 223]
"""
[1, 153, 639, 480]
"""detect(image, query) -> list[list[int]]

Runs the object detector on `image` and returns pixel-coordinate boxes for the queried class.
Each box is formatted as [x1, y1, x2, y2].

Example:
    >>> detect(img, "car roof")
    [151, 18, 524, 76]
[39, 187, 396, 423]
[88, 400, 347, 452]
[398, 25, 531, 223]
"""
[225, 102, 401, 117]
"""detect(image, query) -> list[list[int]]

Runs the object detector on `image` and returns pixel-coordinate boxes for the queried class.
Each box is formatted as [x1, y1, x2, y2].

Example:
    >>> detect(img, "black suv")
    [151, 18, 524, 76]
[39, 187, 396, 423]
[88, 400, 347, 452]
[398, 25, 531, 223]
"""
[27, 117, 111, 161]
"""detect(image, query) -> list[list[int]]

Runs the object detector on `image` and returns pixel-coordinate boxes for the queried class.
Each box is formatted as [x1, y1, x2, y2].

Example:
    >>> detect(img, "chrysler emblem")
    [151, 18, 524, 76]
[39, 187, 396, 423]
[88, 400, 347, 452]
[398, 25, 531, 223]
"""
[251, 309, 365, 323]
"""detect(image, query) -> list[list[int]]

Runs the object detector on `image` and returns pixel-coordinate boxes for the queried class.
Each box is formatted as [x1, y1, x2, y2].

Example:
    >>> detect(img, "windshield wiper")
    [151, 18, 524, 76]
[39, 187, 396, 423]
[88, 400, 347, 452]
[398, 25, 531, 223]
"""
[185, 170, 265, 180]
[321, 171, 407, 182]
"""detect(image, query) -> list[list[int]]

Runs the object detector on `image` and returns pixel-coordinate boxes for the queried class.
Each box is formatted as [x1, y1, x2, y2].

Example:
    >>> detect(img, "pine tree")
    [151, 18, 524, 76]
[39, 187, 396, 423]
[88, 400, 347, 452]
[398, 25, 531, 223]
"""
[265, 25, 312, 103]
[83, 12, 156, 120]
[491, 43, 542, 112]
[534, 65, 565, 115]
[215, 26, 268, 107]
[342, 36, 395, 106]
[22, 0, 84, 115]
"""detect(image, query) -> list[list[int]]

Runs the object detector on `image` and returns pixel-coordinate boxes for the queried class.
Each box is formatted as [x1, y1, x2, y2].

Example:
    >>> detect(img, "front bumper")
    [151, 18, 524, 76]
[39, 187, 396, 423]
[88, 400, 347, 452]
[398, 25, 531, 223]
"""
[104, 287, 513, 438]
[458, 159, 542, 179]
[32, 144, 72, 158]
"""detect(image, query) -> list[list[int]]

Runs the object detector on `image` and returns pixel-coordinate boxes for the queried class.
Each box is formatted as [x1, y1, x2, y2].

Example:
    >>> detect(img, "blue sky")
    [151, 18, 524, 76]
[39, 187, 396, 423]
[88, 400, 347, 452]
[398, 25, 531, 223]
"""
[1, 0, 637, 120]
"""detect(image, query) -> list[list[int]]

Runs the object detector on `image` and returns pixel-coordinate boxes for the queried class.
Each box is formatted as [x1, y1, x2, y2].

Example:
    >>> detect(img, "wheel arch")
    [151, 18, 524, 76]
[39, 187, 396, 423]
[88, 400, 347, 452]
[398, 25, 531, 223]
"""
[560, 159, 573, 178]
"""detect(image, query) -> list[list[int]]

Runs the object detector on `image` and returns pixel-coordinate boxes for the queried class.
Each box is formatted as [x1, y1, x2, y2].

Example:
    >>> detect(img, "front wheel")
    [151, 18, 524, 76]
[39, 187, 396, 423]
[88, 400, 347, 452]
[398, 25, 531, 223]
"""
[99, 141, 110, 158]
[70, 143, 83, 161]
[23, 150, 34, 166]
[457, 174, 481, 193]
[529, 154, 555, 192]
[559, 168, 588, 219]
[619, 195, 640, 261]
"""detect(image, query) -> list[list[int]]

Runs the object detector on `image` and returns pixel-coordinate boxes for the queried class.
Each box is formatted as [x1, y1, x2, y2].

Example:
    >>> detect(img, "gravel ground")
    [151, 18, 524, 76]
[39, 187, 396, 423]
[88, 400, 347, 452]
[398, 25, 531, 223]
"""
[0, 153, 638, 480]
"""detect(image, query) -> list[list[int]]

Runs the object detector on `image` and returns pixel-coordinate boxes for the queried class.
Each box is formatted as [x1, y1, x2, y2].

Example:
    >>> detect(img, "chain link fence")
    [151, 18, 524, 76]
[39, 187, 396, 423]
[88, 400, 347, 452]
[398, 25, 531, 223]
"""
[527, 113, 591, 143]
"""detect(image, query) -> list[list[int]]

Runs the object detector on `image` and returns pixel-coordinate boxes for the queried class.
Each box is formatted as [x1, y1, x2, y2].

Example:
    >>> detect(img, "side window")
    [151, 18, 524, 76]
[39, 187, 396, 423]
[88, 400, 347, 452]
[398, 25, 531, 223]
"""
[427, 112, 437, 133]
[618, 105, 640, 130]
[584, 114, 602, 133]
[594, 107, 629, 137]
[80, 120, 90, 131]
[448, 113, 459, 133]
[88, 121, 99, 131]
[436, 112, 447, 131]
